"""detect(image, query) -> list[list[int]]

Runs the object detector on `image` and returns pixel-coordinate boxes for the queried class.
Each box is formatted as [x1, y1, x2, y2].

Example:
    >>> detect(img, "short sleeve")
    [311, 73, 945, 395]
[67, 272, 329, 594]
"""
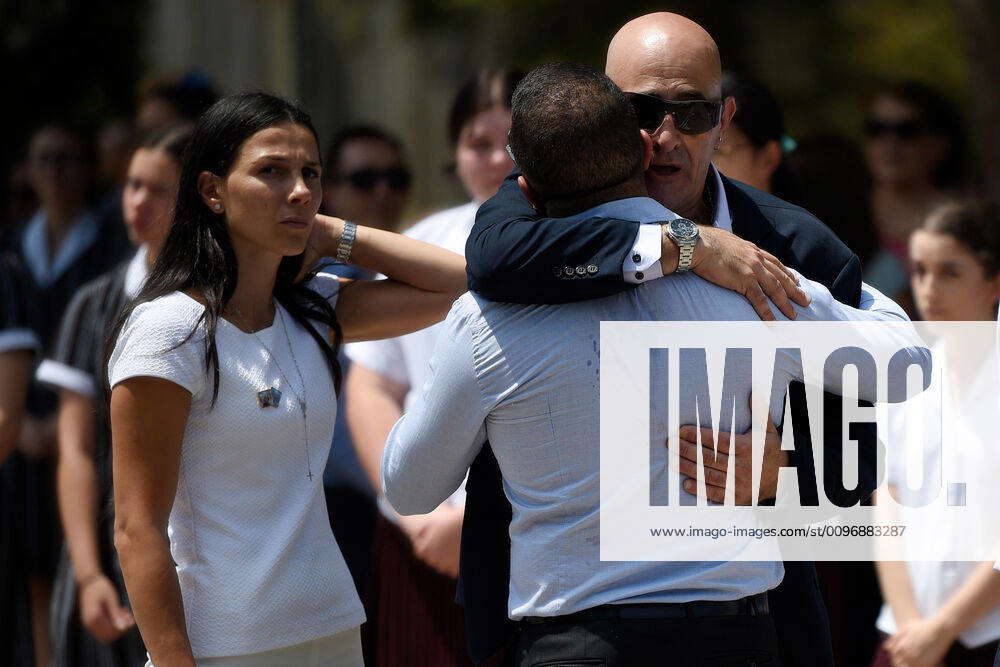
[0, 253, 39, 354]
[36, 279, 106, 397]
[344, 336, 408, 386]
[306, 271, 341, 310]
[107, 298, 207, 396]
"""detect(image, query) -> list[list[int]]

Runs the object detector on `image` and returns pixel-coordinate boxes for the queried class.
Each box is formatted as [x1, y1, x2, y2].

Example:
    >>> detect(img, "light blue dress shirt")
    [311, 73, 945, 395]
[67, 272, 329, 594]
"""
[382, 196, 916, 620]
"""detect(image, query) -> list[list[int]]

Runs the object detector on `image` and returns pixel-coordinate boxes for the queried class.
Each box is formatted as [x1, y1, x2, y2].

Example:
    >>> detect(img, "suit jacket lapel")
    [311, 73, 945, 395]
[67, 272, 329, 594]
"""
[722, 175, 782, 254]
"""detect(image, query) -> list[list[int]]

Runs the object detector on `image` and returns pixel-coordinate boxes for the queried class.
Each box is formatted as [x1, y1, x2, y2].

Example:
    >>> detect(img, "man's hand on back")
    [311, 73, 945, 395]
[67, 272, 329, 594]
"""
[661, 224, 810, 321]
[675, 410, 786, 505]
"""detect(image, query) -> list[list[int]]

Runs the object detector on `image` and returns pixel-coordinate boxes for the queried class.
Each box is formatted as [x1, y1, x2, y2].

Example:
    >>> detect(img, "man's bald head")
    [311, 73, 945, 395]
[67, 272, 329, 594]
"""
[606, 12, 722, 98]
[603, 12, 734, 222]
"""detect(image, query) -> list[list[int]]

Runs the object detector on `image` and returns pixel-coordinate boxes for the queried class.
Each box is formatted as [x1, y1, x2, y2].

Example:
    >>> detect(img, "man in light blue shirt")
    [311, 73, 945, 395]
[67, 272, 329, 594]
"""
[382, 63, 917, 665]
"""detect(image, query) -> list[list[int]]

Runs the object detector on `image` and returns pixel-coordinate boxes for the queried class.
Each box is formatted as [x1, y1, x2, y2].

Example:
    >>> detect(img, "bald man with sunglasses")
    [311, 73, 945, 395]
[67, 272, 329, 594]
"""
[460, 13, 868, 667]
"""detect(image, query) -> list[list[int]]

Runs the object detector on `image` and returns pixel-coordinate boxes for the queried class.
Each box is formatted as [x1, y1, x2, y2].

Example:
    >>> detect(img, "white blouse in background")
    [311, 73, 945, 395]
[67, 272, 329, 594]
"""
[108, 273, 365, 659]
[877, 343, 1000, 648]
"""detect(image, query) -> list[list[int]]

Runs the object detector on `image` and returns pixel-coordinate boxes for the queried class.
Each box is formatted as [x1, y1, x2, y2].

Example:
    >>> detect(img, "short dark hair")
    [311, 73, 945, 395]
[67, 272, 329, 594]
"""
[448, 68, 523, 147]
[324, 124, 404, 178]
[722, 71, 799, 202]
[508, 62, 642, 199]
[136, 121, 194, 165]
[140, 73, 219, 122]
[921, 199, 1000, 276]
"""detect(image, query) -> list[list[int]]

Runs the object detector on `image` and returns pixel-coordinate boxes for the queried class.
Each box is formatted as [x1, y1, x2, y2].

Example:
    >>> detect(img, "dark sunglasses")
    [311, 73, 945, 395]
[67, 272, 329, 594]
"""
[864, 118, 930, 140]
[340, 167, 411, 192]
[626, 92, 723, 135]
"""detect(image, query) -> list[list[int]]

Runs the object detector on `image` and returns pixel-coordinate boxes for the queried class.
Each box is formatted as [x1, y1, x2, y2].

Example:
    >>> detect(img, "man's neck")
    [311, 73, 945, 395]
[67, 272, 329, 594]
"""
[680, 176, 716, 226]
[545, 179, 648, 218]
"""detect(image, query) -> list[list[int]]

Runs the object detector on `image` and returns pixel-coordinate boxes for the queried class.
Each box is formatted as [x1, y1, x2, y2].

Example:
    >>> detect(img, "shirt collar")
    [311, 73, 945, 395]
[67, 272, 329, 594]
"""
[124, 245, 149, 299]
[709, 166, 733, 232]
[567, 196, 680, 224]
[21, 209, 100, 287]
[561, 168, 732, 229]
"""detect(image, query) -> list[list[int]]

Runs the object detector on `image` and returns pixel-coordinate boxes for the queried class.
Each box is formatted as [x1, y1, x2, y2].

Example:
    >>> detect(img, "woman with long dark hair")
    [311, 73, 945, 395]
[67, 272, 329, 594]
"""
[41, 122, 193, 667]
[107, 92, 466, 665]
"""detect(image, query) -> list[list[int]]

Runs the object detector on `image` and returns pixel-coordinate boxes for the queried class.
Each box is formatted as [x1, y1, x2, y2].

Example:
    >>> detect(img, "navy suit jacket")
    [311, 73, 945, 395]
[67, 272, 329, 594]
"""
[459, 171, 875, 666]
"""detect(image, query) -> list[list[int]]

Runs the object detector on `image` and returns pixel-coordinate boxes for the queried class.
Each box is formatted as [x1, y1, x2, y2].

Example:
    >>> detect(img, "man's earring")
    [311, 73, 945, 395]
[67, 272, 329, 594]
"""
[213, 203, 222, 211]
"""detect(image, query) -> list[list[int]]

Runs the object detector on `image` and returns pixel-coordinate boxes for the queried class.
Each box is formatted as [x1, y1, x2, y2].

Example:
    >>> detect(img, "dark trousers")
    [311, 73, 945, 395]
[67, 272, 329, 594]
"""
[515, 608, 782, 667]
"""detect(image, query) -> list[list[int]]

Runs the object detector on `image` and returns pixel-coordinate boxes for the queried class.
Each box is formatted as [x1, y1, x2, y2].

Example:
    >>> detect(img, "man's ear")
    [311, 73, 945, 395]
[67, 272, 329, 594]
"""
[719, 96, 737, 137]
[197, 171, 225, 214]
[759, 139, 783, 178]
[517, 175, 545, 213]
[640, 130, 654, 171]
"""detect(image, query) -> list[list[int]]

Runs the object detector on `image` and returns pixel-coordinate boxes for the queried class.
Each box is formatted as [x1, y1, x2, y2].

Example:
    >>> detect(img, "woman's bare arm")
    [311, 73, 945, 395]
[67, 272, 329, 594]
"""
[57, 391, 103, 586]
[57, 389, 136, 641]
[0, 349, 32, 463]
[931, 561, 1000, 641]
[302, 215, 468, 343]
[874, 486, 921, 627]
[112, 377, 194, 667]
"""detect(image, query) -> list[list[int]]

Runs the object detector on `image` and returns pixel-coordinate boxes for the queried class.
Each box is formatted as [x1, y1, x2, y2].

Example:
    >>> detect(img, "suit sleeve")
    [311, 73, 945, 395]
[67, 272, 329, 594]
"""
[784, 251, 879, 508]
[465, 172, 643, 304]
[828, 253, 863, 308]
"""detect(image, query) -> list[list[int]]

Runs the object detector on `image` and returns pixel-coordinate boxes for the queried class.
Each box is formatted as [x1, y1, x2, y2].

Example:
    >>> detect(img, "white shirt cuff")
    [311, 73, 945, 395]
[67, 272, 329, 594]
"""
[35, 359, 96, 398]
[623, 223, 664, 284]
[0, 328, 39, 354]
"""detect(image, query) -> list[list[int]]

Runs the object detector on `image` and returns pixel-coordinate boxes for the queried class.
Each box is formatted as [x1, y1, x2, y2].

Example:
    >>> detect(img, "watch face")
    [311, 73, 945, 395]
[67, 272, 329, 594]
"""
[670, 219, 698, 240]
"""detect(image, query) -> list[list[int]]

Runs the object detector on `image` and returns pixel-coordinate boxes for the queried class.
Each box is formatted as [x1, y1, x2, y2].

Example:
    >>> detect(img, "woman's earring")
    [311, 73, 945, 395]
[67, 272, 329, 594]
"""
[213, 203, 222, 211]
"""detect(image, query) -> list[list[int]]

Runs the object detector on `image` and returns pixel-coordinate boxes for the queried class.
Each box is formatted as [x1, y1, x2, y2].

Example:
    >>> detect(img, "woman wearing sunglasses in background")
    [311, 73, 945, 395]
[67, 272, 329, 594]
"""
[320, 125, 411, 234]
[863, 80, 968, 310]
[343, 68, 522, 666]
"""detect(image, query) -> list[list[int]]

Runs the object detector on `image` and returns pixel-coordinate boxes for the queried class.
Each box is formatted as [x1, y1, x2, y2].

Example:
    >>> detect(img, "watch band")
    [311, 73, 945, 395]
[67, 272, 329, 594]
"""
[675, 240, 695, 273]
[663, 220, 698, 273]
[335, 220, 357, 264]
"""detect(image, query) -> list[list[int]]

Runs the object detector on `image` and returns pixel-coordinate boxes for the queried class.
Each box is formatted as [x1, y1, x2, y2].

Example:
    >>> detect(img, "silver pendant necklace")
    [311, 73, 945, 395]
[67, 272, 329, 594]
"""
[248, 303, 314, 481]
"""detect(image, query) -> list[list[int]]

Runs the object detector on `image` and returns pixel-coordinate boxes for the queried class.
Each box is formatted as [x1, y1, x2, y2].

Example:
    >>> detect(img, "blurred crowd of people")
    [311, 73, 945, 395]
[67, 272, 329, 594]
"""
[1, 13, 999, 666]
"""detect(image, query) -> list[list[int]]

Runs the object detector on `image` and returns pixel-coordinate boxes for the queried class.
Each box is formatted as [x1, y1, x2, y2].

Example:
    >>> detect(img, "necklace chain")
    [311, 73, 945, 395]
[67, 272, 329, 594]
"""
[247, 303, 314, 481]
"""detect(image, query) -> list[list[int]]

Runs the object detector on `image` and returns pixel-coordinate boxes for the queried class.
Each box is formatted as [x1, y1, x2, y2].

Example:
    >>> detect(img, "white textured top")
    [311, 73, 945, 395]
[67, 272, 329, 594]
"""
[108, 273, 365, 658]
[877, 343, 1000, 648]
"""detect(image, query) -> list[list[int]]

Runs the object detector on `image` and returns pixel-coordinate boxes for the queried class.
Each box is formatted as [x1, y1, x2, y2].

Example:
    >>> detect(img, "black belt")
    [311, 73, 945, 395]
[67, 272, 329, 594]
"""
[522, 592, 769, 625]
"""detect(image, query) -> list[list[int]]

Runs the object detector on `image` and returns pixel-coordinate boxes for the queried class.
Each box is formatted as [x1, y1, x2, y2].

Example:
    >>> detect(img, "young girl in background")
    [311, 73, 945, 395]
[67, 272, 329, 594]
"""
[874, 199, 1000, 667]
[42, 123, 192, 667]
